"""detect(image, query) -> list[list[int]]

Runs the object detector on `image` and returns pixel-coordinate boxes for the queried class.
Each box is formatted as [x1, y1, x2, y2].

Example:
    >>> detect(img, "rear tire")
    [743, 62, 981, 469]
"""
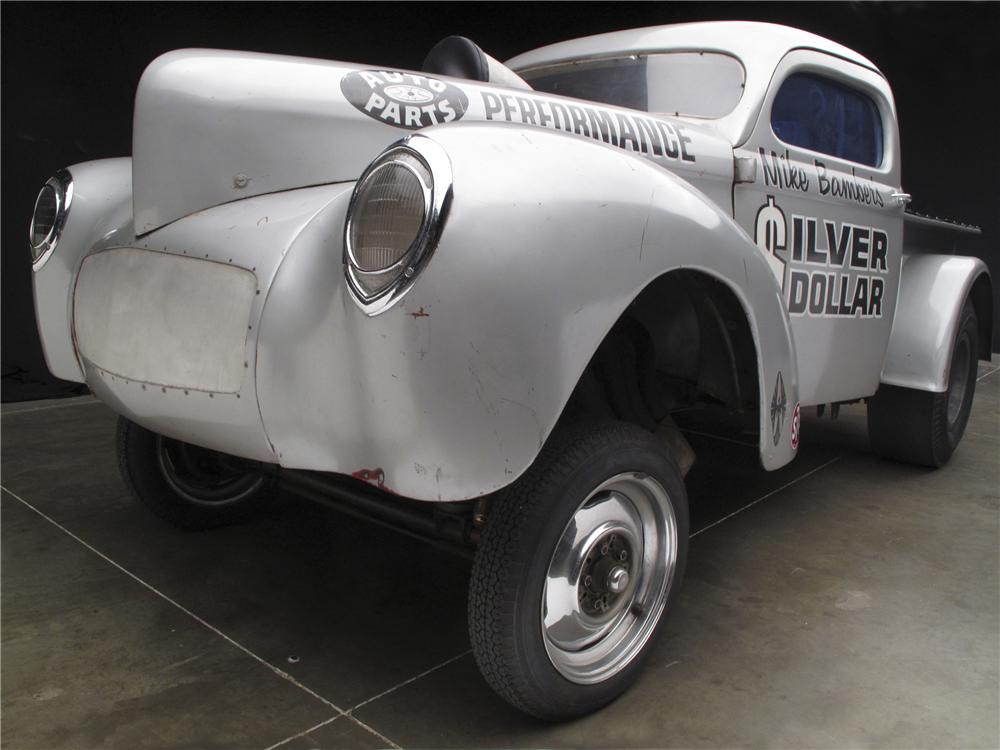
[468, 421, 689, 720]
[868, 300, 978, 467]
[117, 417, 272, 530]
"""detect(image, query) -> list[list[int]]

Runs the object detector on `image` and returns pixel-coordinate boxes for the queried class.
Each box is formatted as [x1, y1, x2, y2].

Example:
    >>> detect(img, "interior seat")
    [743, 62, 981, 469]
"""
[423, 36, 490, 81]
[422, 36, 532, 90]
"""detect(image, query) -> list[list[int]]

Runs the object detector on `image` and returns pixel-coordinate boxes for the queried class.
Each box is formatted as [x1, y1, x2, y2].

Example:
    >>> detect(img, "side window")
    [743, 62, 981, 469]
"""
[771, 73, 883, 167]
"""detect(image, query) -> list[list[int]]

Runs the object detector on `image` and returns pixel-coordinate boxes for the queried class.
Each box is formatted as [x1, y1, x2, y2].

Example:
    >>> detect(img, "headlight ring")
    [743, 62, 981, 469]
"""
[29, 169, 74, 267]
[344, 135, 452, 315]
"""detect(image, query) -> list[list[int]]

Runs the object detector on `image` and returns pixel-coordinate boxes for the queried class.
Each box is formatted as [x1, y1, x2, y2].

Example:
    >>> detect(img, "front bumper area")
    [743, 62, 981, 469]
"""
[62, 181, 355, 464]
[76, 245, 272, 462]
[45, 170, 563, 502]
[75, 248, 256, 394]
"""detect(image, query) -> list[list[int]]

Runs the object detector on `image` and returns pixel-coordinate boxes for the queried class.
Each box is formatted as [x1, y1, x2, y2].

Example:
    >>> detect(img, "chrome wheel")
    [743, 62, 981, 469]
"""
[542, 472, 678, 684]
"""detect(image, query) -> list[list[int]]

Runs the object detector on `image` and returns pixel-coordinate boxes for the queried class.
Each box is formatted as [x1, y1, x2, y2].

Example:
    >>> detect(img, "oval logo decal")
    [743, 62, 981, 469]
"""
[384, 84, 435, 104]
[341, 70, 469, 130]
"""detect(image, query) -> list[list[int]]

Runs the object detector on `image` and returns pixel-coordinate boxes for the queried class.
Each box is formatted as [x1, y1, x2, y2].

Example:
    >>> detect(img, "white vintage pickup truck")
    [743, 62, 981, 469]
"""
[29, 21, 992, 718]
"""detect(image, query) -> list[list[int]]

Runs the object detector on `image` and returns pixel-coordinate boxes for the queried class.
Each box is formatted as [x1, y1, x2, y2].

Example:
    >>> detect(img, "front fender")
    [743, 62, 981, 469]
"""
[881, 254, 992, 392]
[32, 158, 133, 383]
[258, 124, 798, 499]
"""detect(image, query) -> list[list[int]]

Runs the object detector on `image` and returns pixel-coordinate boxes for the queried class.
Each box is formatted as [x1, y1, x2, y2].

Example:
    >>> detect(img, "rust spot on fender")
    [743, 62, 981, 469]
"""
[351, 467, 395, 494]
[409, 307, 430, 318]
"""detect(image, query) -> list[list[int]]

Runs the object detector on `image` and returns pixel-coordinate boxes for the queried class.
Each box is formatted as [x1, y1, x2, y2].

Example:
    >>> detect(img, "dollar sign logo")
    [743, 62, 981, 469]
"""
[754, 196, 787, 290]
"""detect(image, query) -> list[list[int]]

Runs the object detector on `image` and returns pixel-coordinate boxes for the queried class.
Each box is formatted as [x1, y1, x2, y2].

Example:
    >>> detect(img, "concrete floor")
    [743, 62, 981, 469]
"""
[2, 358, 997, 750]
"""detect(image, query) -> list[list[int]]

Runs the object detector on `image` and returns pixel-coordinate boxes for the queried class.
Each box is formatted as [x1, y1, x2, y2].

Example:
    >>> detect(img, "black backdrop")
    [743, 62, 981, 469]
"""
[3, 1, 998, 401]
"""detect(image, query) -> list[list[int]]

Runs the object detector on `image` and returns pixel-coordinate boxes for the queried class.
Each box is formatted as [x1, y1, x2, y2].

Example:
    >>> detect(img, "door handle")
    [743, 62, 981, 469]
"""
[734, 155, 757, 184]
[891, 192, 912, 206]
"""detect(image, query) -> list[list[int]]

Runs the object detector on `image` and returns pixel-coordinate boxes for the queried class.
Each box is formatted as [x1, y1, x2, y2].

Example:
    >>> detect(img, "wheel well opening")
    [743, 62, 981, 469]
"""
[560, 270, 761, 439]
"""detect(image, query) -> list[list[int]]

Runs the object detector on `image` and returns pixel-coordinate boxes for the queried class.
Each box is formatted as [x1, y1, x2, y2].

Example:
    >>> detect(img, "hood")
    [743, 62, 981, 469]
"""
[133, 49, 734, 234]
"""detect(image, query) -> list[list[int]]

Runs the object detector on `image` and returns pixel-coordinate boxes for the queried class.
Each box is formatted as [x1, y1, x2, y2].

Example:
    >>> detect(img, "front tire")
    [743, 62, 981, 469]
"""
[868, 300, 978, 467]
[469, 422, 689, 720]
[116, 417, 272, 530]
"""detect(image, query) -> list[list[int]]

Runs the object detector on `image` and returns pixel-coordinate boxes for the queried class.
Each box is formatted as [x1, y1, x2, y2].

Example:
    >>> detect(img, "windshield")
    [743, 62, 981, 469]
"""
[519, 52, 745, 119]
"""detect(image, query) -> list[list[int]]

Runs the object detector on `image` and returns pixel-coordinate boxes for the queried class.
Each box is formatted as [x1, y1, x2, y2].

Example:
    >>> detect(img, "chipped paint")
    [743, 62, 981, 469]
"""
[351, 467, 394, 493]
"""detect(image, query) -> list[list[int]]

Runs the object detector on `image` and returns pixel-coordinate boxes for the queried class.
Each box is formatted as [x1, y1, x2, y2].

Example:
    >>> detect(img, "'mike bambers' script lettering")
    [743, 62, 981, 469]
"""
[815, 160, 885, 207]
[759, 148, 810, 193]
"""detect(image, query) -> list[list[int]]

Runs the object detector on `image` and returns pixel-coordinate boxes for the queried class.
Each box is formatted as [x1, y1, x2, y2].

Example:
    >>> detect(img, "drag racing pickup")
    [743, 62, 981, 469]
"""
[29, 21, 992, 719]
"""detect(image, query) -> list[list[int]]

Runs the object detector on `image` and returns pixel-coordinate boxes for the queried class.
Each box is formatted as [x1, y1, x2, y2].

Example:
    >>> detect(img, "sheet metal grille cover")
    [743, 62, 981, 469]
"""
[74, 248, 256, 393]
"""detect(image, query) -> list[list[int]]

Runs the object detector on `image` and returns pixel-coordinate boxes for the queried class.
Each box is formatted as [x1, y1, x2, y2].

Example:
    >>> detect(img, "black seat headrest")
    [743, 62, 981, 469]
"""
[422, 36, 489, 82]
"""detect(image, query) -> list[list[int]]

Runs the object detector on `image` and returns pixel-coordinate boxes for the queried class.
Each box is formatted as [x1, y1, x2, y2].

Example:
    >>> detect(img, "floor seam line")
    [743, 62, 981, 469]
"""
[262, 715, 341, 750]
[348, 649, 473, 715]
[0, 485, 349, 716]
[263, 712, 403, 750]
[1, 399, 100, 416]
[976, 364, 1000, 382]
[690, 454, 845, 539]
[965, 429, 998, 440]
[3, 485, 403, 750]
[346, 715, 404, 749]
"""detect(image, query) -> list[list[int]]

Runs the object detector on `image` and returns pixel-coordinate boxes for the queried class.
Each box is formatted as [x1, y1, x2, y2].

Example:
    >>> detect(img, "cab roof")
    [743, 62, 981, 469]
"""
[505, 21, 883, 147]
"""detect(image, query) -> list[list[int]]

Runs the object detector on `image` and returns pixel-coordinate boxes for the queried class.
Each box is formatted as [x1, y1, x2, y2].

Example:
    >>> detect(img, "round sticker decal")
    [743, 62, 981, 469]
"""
[384, 84, 434, 104]
[791, 403, 801, 450]
[341, 70, 469, 130]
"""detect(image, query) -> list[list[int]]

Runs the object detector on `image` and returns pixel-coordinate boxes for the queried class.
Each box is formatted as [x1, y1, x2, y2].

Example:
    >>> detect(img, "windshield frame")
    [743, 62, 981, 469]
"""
[516, 50, 748, 120]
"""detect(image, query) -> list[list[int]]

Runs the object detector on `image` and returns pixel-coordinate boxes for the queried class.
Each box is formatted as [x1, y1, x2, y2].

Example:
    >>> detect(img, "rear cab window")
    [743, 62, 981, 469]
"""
[770, 72, 884, 167]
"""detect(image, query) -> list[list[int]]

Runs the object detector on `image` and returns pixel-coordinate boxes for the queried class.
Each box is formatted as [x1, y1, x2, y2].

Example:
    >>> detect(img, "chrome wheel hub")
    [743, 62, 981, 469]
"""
[578, 531, 633, 615]
[542, 472, 678, 685]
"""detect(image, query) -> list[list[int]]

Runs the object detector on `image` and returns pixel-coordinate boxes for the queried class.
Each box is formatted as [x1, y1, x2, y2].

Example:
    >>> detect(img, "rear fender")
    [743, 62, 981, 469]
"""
[882, 254, 992, 392]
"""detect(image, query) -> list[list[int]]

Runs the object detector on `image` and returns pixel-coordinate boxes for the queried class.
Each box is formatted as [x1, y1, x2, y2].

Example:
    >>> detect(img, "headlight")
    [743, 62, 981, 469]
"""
[344, 136, 452, 314]
[29, 169, 73, 265]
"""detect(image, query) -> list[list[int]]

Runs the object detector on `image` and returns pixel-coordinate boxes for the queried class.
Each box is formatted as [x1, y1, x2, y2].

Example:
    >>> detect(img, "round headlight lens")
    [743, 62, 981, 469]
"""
[29, 170, 72, 265]
[31, 184, 58, 247]
[344, 137, 452, 315]
[347, 151, 431, 297]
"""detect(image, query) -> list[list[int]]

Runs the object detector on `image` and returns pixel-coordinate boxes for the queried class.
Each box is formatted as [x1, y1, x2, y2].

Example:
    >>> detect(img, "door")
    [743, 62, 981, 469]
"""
[734, 50, 905, 406]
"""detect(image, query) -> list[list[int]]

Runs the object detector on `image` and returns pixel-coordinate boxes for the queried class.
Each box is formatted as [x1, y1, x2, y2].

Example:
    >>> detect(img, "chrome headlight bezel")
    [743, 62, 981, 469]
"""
[29, 169, 74, 268]
[344, 135, 453, 315]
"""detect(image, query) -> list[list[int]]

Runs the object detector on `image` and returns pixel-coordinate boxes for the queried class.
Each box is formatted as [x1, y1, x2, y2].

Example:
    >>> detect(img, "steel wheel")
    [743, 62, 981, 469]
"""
[469, 421, 689, 720]
[868, 299, 979, 467]
[946, 335, 972, 427]
[118, 417, 273, 530]
[157, 436, 265, 506]
[542, 472, 678, 684]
